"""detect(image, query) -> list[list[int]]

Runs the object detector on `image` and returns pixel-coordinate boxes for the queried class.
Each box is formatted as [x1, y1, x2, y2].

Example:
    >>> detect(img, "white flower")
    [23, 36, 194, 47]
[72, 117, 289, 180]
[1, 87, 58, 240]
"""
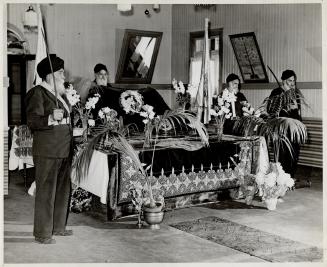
[210, 109, 218, 116]
[102, 107, 111, 114]
[88, 119, 95, 126]
[98, 110, 104, 119]
[178, 81, 185, 94]
[217, 97, 224, 106]
[255, 172, 265, 185]
[140, 111, 147, 118]
[285, 177, 295, 188]
[85, 96, 100, 110]
[265, 172, 277, 187]
[65, 86, 81, 106]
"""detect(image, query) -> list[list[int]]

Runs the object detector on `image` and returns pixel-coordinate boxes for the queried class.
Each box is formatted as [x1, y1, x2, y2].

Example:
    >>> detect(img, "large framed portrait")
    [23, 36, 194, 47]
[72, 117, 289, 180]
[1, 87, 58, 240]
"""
[229, 32, 269, 83]
[115, 29, 162, 84]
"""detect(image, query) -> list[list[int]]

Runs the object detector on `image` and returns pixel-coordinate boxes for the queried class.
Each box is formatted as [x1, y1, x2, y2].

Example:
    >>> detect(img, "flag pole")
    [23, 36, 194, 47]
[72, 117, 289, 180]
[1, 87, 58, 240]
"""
[39, 5, 59, 109]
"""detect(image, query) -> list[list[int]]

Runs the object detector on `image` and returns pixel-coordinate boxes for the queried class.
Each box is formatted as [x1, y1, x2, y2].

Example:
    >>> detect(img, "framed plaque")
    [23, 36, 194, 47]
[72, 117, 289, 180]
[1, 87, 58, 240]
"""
[229, 32, 269, 83]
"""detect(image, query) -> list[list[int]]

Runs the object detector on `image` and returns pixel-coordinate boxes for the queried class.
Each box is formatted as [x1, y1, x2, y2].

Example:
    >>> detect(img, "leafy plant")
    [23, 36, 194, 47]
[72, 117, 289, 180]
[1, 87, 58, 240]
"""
[233, 89, 307, 163]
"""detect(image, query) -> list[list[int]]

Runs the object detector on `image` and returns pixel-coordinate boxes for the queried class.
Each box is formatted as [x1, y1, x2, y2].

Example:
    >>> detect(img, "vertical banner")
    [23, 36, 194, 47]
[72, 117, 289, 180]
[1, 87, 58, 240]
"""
[195, 18, 212, 124]
[33, 4, 47, 86]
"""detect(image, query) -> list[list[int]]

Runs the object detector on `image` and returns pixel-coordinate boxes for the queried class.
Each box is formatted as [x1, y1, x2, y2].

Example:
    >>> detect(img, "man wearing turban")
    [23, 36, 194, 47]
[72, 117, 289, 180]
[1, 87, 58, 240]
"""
[25, 55, 73, 244]
[267, 69, 309, 188]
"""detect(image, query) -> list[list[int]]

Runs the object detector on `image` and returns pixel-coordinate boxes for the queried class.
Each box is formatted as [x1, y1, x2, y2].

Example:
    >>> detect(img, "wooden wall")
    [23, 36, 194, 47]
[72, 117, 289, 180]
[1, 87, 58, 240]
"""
[171, 4, 322, 118]
[6, 3, 323, 117]
[7, 4, 173, 85]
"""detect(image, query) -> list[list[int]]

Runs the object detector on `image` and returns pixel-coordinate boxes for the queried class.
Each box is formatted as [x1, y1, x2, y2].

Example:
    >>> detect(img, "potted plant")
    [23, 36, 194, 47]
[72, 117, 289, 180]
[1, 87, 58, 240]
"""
[255, 162, 295, 210]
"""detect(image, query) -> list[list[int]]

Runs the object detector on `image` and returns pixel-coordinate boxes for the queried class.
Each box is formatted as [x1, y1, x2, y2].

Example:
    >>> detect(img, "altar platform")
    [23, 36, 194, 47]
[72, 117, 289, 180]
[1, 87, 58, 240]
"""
[76, 134, 269, 220]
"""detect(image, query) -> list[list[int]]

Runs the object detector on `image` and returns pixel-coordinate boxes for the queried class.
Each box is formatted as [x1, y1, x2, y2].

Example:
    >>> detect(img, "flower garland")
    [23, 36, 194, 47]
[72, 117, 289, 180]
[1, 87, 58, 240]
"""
[120, 90, 144, 114]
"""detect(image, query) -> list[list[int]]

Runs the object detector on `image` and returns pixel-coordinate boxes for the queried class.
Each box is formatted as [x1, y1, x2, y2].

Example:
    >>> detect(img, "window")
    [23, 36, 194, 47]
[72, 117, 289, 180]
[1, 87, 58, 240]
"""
[189, 28, 223, 96]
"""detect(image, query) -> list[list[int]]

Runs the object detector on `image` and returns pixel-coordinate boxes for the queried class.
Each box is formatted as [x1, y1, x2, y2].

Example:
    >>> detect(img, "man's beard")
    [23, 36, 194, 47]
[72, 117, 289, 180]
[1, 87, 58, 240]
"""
[56, 80, 66, 95]
[96, 77, 107, 86]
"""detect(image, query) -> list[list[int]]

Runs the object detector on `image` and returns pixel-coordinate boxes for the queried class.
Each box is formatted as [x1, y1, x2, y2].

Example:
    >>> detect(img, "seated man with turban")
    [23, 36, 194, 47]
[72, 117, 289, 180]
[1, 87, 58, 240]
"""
[86, 63, 170, 130]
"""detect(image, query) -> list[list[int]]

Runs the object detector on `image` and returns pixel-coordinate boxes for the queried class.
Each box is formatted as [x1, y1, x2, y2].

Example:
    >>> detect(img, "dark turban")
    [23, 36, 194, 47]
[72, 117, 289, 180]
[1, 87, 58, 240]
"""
[281, 69, 296, 81]
[37, 55, 64, 79]
[226, 73, 240, 84]
[94, 63, 108, 73]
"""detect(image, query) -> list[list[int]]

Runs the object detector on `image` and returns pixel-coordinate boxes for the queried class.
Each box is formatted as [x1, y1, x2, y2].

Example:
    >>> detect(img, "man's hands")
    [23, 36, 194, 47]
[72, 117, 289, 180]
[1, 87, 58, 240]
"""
[53, 108, 64, 121]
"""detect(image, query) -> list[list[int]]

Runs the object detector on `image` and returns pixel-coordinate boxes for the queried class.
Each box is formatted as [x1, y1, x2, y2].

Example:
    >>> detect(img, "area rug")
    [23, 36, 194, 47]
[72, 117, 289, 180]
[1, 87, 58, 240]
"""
[170, 216, 323, 262]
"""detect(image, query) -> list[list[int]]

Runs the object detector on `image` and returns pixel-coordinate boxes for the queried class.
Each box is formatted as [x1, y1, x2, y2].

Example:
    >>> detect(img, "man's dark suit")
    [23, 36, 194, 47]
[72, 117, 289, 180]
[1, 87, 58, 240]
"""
[25, 84, 73, 239]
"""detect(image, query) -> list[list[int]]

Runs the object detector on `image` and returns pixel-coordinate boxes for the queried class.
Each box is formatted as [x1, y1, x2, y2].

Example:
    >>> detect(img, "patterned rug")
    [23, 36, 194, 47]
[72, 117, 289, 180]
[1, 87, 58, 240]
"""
[170, 216, 323, 262]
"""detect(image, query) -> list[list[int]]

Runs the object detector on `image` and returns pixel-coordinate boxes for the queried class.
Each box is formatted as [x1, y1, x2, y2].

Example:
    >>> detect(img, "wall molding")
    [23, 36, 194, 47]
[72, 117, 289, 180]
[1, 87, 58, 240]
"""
[111, 83, 172, 90]
[241, 82, 322, 90]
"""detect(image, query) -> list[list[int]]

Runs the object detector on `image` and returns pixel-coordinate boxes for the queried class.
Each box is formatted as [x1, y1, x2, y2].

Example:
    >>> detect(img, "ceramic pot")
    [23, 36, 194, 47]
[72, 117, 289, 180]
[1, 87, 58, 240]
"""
[265, 197, 278, 210]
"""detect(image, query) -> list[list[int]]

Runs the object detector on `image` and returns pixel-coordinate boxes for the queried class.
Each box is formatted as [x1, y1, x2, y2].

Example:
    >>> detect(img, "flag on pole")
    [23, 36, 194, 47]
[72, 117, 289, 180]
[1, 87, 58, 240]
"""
[33, 4, 47, 86]
[195, 18, 213, 124]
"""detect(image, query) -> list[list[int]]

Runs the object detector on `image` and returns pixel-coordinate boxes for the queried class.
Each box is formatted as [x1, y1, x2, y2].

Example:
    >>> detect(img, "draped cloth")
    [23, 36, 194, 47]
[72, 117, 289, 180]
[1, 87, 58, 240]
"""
[192, 18, 214, 124]
[33, 4, 47, 86]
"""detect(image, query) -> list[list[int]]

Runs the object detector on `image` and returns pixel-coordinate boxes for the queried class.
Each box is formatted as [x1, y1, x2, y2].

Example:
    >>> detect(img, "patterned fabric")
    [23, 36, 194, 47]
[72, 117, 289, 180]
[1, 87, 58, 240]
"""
[14, 125, 33, 158]
[118, 139, 257, 204]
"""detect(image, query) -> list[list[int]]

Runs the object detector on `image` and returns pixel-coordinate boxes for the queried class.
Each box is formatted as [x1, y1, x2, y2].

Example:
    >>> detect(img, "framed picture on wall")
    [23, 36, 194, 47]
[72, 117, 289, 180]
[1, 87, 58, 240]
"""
[229, 32, 269, 83]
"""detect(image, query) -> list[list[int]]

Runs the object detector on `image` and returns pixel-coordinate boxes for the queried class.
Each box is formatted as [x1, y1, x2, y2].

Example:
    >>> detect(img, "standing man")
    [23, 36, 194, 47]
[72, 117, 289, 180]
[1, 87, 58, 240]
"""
[26, 55, 73, 244]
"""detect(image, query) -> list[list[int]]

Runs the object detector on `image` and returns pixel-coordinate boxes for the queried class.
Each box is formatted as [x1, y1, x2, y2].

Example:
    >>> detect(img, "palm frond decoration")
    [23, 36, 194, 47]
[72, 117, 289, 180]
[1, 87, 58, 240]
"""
[73, 123, 146, 185]
[256, 117, 306, 162]
[156, 109, 209, 146]
[233, 114, 265, 137]
[263, 87, 309, 117]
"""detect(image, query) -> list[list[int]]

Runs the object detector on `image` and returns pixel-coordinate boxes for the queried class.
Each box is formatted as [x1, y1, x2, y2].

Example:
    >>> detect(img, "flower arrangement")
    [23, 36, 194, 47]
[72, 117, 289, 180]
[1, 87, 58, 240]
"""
[98, 107, 120, 130]
[255, 162, 294, 209]
[172, 78, 192, 110]
[65, 83, 100, 140]
[210, 89, 236, 123]
[210, 89, 236, 140]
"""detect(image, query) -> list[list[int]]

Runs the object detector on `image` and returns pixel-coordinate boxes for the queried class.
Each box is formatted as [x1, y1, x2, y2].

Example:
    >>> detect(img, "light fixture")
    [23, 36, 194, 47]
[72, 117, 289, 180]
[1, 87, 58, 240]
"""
[117, 4, 132, 12]
[23, 5, 38, 32]
[153, 4, 160, 12]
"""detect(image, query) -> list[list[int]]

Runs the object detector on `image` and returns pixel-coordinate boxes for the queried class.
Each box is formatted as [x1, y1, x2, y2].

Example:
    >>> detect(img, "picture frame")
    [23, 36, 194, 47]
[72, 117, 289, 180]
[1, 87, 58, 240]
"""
[229, 32, 269, 83]
[115, 29, 162, 84]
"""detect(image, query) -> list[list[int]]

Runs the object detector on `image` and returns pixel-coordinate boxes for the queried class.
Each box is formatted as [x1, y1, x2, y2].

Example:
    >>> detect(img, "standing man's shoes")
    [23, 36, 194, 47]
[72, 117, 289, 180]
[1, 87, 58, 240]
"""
[35, 237, 56, 244]
[53, 229, 73, 236]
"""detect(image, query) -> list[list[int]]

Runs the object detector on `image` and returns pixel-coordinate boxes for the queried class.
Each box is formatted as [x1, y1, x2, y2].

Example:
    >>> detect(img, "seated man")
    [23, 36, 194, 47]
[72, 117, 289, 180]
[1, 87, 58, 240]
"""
[86, 63, 170, 130]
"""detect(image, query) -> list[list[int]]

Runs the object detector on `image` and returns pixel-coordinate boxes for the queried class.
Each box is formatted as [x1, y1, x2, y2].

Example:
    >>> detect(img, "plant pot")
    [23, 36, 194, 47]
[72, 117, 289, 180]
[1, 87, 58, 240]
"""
[143, 210, 164, 230]
[265, 197, 278, 210]
[143, 202, 164, 229]
[143, 202, 163, 213]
